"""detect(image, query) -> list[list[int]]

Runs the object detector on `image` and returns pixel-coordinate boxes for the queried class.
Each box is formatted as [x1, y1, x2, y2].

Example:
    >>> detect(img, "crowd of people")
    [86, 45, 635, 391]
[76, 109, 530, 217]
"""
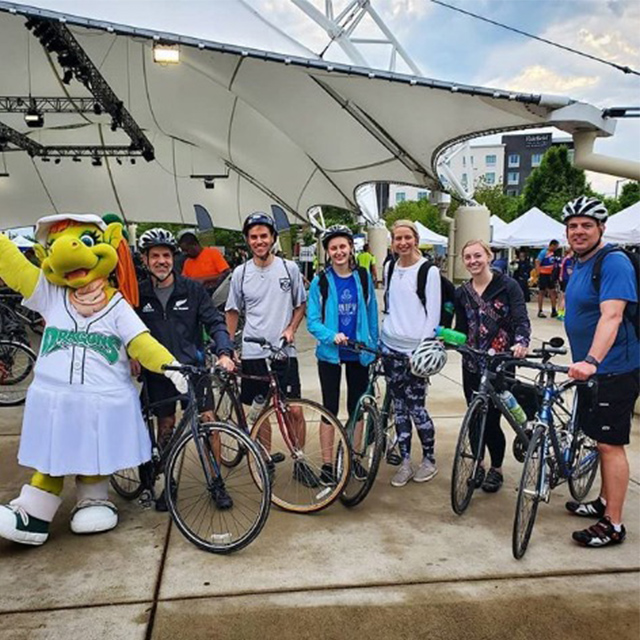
[0, 196, 637, 551]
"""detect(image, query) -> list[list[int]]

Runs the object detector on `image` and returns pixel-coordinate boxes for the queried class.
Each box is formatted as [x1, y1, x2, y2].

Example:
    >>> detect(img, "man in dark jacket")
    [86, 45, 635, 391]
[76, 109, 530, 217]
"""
[135, 228, 235, 509]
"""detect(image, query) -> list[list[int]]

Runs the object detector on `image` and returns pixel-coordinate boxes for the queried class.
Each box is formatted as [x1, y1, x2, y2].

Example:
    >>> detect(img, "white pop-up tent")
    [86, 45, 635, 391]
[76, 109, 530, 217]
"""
[490, 215, 507, 242]
[415, 221, 448, 246]
[492, 207, 566, 248]
[604, 202, 640, 245]
[0, 3, 613, 230]
[11, 234, 35, 248]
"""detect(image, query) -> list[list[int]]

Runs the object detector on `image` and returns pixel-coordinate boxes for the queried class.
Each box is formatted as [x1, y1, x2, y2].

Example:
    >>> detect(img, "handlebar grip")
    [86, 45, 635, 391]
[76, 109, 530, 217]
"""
[244, 337, 266, 346]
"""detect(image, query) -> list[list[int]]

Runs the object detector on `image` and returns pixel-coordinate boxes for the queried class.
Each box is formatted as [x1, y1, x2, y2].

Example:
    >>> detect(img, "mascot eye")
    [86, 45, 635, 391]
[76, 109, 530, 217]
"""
[80, 233, 97, 247]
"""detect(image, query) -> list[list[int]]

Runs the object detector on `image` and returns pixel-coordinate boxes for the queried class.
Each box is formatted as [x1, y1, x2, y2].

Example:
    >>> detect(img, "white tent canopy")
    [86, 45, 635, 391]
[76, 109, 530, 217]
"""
[490, 215, 507, 242]
[415, 221, 448, 246]
[604, 202, 640, 245]
[11, 234, 34, 248]
[492, 207, 566, 248]
[0, 3, 606, 230]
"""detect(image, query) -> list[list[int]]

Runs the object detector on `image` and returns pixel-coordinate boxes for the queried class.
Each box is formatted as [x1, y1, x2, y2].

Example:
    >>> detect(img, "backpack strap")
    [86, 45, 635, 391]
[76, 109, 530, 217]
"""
[416, 260, 431, 308]
[382, 259, 396, 314]
[280, 257, 297, 310]
[356, 266, 369, 304]
[592, 245, 621, 294]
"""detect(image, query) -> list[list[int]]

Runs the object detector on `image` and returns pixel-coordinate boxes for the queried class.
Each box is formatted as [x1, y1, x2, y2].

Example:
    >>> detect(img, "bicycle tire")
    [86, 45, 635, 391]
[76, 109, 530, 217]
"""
[166, 421, 271, 554]
[451, 397, 487, 515]
[211, 381, 245, 467]
[110, 464, 145, 500]
[0, 339, 36, 407]
[568, 430, 599, 501]
[513, 425, 545, 560]
[250, 399, 351, 513]
[340, 401, 384, 508]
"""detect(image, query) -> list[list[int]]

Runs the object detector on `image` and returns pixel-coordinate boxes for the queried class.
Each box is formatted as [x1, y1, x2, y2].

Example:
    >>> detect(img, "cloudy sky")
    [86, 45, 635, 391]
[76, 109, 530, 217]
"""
[17, 0, 640, 195]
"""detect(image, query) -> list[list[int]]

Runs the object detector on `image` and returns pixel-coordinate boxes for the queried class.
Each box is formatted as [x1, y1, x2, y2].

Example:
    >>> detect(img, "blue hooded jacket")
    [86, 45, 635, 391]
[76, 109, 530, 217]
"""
[307, 266, 379, 366]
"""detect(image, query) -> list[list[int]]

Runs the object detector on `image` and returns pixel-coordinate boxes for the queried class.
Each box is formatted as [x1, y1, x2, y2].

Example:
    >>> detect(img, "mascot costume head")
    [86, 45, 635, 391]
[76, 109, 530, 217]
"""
[0, 213, 180, 546]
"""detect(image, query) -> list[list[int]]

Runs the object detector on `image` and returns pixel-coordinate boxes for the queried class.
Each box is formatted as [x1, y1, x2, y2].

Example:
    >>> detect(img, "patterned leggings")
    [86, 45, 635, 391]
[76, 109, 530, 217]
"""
[383, 349, 435, 462]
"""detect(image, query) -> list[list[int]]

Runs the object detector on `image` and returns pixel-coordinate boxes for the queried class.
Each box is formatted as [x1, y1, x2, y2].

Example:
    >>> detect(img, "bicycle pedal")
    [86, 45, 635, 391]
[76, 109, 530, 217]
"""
[315, 487, 334, 500]
[138, 490, 154, 509]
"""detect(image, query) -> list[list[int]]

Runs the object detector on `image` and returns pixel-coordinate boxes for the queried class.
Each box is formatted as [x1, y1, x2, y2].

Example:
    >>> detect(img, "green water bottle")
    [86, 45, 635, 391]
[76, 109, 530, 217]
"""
[436, 326, 467, 346]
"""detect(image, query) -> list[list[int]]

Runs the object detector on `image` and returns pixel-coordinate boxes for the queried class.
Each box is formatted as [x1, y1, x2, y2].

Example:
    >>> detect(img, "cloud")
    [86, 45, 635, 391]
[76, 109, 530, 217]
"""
[495, 65, 599, 94]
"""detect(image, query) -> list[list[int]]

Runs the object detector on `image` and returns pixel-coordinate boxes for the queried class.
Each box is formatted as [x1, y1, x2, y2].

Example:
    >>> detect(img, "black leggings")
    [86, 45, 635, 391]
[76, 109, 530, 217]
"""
[318, 360, 369, 421]
[462, 368, 506, 469]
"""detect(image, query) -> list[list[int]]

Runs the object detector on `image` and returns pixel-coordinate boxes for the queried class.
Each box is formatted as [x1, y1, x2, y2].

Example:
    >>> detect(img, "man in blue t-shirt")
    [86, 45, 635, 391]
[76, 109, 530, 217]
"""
[562, 196, 639, 549]
[535, 240, 560, 318]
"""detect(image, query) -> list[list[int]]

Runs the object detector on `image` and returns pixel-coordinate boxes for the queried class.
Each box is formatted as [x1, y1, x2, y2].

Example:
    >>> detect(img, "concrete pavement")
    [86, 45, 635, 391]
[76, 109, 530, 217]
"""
[1, 302, 638, 639]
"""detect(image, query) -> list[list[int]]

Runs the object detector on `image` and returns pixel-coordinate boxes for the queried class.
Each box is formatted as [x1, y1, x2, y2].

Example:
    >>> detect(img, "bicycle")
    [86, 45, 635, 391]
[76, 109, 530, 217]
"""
[449, 340, 565, 516]
[111, 363, 271, 554]
[512, 359, 598, 559]
[210, 337, 352, 513]
[338, 340, 407, 507]
[0, 338, 37, 407]
[0, 292, 44, 337]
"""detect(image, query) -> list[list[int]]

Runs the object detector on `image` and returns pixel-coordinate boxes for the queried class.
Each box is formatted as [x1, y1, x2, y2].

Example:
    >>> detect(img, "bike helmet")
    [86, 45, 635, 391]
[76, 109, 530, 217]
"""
[410, 339, 447, 378]
[562, 196, 608, 224]
[321, 224, 353, 250]
[138, 227, 178, 253]
[242, 212, 278, 238]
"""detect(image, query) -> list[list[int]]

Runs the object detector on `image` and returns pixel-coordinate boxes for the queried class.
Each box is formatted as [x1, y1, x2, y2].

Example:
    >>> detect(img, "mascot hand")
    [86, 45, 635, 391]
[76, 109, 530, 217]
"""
[164, 361, 188, 395]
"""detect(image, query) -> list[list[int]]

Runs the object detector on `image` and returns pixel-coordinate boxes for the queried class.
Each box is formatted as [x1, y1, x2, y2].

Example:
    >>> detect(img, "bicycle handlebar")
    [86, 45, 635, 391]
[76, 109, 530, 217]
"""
[344, 340, 408, 362]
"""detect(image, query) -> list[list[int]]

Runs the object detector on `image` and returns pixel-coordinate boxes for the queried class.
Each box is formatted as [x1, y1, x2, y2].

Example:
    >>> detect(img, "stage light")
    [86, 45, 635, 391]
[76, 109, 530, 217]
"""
[25, 107, 44, 128]
[91, 156, 102, 167]
[62, 69, 73, 85]
[153, 43, 180, 64]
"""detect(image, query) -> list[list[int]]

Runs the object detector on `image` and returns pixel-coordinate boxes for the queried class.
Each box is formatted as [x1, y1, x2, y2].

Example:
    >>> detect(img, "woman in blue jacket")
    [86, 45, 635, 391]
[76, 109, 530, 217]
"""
[307, 225, 379, 481]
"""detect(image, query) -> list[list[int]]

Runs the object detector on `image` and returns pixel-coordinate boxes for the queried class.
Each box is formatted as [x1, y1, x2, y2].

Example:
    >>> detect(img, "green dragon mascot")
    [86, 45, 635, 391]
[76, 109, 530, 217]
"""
[0, 214, 186, 545]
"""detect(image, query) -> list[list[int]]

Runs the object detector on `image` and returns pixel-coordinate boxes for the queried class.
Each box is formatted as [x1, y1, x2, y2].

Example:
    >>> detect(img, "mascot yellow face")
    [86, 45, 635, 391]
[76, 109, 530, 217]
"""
[34, 218, 124, 289]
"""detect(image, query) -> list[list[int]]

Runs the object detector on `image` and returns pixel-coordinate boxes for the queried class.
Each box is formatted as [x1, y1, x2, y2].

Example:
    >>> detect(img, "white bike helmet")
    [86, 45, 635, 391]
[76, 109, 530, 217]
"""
[562, 196, 608, 224]
[138, 227, 178, 253]
[410, 339, 447, 378]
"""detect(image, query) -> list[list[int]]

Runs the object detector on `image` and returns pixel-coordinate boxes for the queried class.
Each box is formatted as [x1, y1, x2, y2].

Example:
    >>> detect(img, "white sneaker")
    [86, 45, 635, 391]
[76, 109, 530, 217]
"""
[413, 458, 438, 483]
[391, 460, 414, 487]
[70, 499, 118, 534]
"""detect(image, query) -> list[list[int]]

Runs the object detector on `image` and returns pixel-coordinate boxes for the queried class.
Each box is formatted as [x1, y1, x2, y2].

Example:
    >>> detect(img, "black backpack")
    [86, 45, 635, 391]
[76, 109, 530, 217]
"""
[592, 245, 640, 339]
[318, 267, 369, 322]
[383, 258, 456, 328]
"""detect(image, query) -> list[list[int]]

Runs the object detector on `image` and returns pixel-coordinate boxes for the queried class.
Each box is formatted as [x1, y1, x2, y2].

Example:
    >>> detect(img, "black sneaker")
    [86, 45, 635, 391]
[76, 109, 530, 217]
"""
[565, 497, 606, 519]
[537, 311, 546, 318]
[293, 460, 320, 488]
[319, 463, 337, 486]
[155, 479, 177, 513]
[473, 465, 486, 489]
[481, 468, 503, 493]
[572, 516, 626, 547]
[352, 459, 368, 481]
[211, 478, 233, 510]
[270, 452, 286, 464]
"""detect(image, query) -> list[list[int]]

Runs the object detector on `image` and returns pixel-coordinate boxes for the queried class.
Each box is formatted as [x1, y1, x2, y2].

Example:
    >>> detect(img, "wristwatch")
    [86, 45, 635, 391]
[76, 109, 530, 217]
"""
[584, 355, 600, 368]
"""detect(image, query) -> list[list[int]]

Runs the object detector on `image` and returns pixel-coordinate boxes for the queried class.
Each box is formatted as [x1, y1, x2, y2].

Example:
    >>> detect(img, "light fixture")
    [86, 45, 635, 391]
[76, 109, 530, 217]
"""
[72, 156, 81, 163]
[115, 157, 122, 165]
[153, 43, 180, 64]
[93, 102, 102, 115]
[62, 69, 73, 85]
[203, 177, 215, 189]
[25, 107, 44, 128]
[91, 156, 102, 167]
[130, 158, 136, 165]
[0, 172, 9, 178]
[54, 158, 61, 165]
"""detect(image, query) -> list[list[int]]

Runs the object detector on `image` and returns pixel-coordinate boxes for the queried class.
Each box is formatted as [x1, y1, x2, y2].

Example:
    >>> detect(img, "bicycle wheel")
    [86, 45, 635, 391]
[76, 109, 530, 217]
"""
[513, 425, 546, 560]
[568, 430, 599, 501]
[0, 339, 36, 407]
[451, 397, 487, 515]
[165, 422, 270, 554]
[340, 400, 384, 508]
[110, 464, 145, 500]
[250, 399, 351, 513]
[211, 381, 245, 467]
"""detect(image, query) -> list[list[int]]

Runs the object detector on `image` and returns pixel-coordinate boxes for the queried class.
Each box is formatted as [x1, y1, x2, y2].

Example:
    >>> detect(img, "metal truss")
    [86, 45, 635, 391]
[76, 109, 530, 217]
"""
[0, 97, 98, 113]
[19, 16, 154, 161]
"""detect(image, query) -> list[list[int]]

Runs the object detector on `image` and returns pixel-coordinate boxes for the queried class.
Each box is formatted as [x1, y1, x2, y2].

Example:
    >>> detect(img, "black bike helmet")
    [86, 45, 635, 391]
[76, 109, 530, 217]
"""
[321, 224, 353, 250]
[138, 228, 178, 253]
[242, 212, 278, 238]
[562, 196, 608, 224]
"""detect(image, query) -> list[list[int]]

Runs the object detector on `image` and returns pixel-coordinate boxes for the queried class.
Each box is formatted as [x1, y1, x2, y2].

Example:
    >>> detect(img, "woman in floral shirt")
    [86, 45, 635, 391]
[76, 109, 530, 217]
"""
[454, 240, 531, 493]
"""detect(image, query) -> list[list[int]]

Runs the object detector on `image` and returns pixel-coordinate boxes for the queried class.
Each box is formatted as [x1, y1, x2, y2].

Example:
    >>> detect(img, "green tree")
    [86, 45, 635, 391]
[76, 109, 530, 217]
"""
[473, 183, 522, 222]
[521, 146, 589, 219]
[617, 181, 640, 210]
[383, 198, 448, 236]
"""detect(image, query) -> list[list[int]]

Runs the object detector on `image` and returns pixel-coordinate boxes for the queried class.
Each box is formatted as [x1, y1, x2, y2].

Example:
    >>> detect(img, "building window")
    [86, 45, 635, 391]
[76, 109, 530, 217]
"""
[506, 189, 518, 196]
[461, 173, 468, 187]
[568, 150, 575, 164]
[395, 192, 406, 203]
[531, 153, 543, 167]
[470, 156, 475, 166]
[508, 154, 520, 168]
[417, 191, 428, 200]
[484, 172, 496, 185]
[507, 172, 519, 185]
[485, 154, 497, 166]
[462, 156, 466, 167]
